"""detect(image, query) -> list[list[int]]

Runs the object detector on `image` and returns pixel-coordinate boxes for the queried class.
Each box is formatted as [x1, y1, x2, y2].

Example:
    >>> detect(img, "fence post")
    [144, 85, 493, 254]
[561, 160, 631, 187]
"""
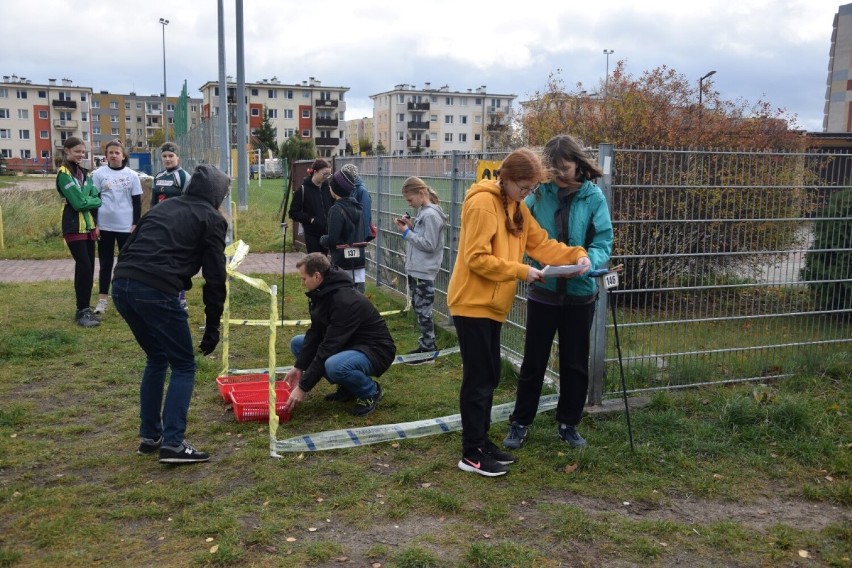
[375, 155, 386, 288]
[589, 143, 614, 406]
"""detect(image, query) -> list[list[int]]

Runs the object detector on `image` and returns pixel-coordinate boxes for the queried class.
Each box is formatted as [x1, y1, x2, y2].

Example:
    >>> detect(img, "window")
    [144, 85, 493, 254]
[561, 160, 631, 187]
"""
[93, 126, 101, 134]
[19, 129, 30, 140]
[137, 129, 143, 136]
[460, 97, 468, 106]
[268, 89, 277, 99]
[474, 133, 481, 141]
[285, 90, 293, 99]
[58, 91, 72, 101]
[301, 129, 311, 137]
[0, 129, 10, 139]
[444, 115, 453, 124]
[111, 115, 118, 123]
[0, 88, 7, 98]
[460, 115, 468, 124]
[214, 87, 219, 96]
[40, 130, 49, 139]
[302, 90, 310, 99]
[430, 114, 437, 122]
[474, 115, 482, 124]
[430, 132, 437, 141]
[20, 149, 31, 159]
[267, 109, 277, 118]
[0, 109, 8, 119]
[136, 102, 142, 110]
[125, 115, 131, 121]
[92, 100, 100, 108]
[167, 103, 174, 111]
[445, 97, 454, 105]
[444, 133, 453, 142]
[251, 88, 259, 96]
[41, 150, 50, 158]
[136, 116, 142, 122]
[283, 109, 293, 119]
[125, 102, 130, 110]
[283, 128, 295, 138]
[431, 96, 437, 103]
[475, 98, 483, 105]
[490, 98, 501, 108]
[111, 128, 119, 135]
[38, 110, 48, 119]
[16, 90, 27, 99]
[110, 101, 118, 109]
[251, 108, 260, 117]
[38, 90, 47, 99]
[0, 149, 11, 158]
[301, 109, 310, 118]
[397, 113, 405, 123]
[58, 111, 71, 121]
[82, 132, 88, 141]
[81, 112, 88, 122]
[80, 94, 87, 102]
[397, 94, 405, 104]
[459, 133, 467, 142]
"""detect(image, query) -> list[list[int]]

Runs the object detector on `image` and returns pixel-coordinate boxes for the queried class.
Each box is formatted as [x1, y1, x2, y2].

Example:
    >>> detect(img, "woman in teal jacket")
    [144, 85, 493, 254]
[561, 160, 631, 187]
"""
[504, 135, 613, 450]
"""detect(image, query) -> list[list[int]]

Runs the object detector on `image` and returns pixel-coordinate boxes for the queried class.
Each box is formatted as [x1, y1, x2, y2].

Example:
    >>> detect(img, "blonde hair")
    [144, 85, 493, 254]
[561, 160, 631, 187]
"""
[401, 176, 441, 204]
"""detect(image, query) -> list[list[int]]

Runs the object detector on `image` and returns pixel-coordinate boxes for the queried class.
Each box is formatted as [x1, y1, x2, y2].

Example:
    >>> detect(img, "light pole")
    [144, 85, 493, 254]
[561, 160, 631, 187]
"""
[159, 18, 170, 143]
[698, 70, 716, 120]
[603, 49, 614, 99]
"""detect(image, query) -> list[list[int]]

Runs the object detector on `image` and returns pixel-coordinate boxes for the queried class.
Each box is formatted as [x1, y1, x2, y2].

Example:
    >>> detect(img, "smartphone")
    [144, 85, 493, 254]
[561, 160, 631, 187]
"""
[402, 213, 411, 219]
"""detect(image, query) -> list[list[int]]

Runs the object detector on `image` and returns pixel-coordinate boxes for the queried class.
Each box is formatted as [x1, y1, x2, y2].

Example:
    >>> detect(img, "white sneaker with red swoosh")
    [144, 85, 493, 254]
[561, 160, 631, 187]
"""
[457, 449, 508, 477]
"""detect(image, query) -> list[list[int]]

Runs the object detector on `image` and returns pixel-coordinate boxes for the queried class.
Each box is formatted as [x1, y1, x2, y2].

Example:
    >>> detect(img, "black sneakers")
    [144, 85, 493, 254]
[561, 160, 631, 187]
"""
[558, 424, 588, 448]
[137, 436, 162, 455]
[159, 440, 210, 464]
[484, 440, 516, 465]
[350, 382, 383, 416]
[324, 386, 355, 402]
[457, 449, 508, 477]
[405, 346, 436, 366]
[503, 421, 529, 449]
[75, 308, 100, 328]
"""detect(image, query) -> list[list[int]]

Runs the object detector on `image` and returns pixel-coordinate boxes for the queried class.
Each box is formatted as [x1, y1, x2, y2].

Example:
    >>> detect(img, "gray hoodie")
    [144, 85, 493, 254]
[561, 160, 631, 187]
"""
[404, 203, 448, 280]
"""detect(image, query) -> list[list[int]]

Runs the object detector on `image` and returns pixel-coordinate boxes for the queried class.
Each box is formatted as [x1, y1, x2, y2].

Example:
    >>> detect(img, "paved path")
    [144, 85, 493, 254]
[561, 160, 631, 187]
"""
[0, 252, 304, 283]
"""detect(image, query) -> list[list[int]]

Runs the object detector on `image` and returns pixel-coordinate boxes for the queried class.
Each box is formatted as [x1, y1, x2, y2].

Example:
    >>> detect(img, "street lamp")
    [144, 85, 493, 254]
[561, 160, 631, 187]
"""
[603, 49, 614, 99]
[698, 70, 716, 117]
[159, 18, 170, 143]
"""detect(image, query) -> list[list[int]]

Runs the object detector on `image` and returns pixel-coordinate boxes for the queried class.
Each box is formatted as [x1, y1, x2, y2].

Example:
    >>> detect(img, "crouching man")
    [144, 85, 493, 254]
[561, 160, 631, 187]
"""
[112, 164, 229, 464]
[284, 253, 396, 416]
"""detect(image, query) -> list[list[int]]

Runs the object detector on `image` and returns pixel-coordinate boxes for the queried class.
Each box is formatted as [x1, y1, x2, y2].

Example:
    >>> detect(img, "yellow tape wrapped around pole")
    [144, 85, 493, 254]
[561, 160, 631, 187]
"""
[268, 284, 279, 453]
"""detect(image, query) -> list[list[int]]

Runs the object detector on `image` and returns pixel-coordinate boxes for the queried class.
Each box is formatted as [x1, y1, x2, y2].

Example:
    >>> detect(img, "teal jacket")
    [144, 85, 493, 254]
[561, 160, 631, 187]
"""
[524, 179, 613, 299]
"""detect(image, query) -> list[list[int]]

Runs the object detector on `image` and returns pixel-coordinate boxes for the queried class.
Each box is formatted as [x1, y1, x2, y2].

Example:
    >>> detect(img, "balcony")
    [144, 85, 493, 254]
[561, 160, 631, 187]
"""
[407, 102, 430, 111]
[487, 106, 503, 116]
[53, 119, 79, 130]
[314, 137, 339, 147]
[315, 117, 339, 128]
[407, 120, 429, 130]
[52, 100, 77, 109]
[406, 139, 426, 149]
[487, 123, 507, 132]
[315, 99, 338, 108]
[54, 139, 67, 148]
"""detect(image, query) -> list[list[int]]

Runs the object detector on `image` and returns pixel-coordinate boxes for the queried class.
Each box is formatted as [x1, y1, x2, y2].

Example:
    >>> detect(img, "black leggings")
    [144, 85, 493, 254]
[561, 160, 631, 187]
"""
[98, 231, 130, 295]
[67, 239, 96, 311]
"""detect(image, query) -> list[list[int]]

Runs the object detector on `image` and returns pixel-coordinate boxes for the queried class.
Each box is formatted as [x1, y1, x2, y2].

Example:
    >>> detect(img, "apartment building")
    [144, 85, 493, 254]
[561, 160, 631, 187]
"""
[825, 3, 852, 132]
[371, 83, 515, 155]
[346, 116, 373, 155]
[198, 76, 349, 158]
[0, 75, 93, 170]
[90, 91, 202, 154]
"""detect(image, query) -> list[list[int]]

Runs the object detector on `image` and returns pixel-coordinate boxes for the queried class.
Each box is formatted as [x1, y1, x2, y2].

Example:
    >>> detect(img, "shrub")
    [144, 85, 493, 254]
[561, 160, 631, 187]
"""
[801, 187, 852, 320]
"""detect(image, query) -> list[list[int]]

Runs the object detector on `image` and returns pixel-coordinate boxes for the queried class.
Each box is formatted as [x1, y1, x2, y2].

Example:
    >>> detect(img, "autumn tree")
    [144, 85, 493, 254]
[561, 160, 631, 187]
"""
[522, 64, 820, 299]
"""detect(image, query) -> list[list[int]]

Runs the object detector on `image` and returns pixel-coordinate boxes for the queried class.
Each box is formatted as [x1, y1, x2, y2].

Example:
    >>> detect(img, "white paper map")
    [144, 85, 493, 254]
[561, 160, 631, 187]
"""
[541, 264, 584, 277]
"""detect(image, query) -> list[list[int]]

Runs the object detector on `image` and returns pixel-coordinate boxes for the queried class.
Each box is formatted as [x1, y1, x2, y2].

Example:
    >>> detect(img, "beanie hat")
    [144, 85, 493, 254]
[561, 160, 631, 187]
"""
[160, 142, 179, 155]
[341, 163, 359, 180]
[331, 169, 356, 198]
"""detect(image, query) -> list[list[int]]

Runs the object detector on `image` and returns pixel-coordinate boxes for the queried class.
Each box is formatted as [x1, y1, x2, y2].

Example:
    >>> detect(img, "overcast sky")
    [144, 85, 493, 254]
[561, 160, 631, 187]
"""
[0, 0, 842, 132]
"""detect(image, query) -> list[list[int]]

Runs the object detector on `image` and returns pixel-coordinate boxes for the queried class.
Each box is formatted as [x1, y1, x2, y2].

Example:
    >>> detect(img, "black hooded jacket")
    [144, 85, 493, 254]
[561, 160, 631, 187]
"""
[320, 196, 365, 271]
[114, 164, 229, 329]
[295, 266, 397, 392]
[288, 175, 334, 238]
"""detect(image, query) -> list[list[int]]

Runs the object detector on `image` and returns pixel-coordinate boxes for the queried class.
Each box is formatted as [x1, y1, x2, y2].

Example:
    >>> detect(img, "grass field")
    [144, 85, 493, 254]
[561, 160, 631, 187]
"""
[0, 272, 849, 567]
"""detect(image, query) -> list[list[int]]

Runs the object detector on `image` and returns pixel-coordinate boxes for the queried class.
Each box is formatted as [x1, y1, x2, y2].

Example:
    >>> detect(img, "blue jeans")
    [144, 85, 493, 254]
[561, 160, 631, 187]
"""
[112, 278, 196, 447]
[290, 335, 378, 398]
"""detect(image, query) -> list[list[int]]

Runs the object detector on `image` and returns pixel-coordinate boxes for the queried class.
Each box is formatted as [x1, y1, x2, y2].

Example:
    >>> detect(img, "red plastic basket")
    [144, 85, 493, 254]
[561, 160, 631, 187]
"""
[216, 374, 269, 401]
[229, 383, 293, 423]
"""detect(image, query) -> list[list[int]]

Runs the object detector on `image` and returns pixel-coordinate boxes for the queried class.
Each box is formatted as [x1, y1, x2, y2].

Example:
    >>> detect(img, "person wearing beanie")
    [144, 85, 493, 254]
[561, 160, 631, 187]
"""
[288, 159, 334, 254]
[151, 142, 190, 208]
[320, 169, 366, 290]
[340, 163, 375, 291]
[151, 142, 191, 308]
[112, 164, 230, 465]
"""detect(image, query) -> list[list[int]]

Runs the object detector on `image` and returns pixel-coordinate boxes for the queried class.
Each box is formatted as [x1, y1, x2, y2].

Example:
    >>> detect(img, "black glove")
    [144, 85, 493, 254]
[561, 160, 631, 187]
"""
[199, 326, 220, 355]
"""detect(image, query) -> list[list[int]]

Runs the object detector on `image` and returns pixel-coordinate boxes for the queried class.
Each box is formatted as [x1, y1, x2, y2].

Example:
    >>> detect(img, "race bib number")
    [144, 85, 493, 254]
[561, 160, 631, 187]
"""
[342, 247, 360, 259]
[603, 272, 619, 290]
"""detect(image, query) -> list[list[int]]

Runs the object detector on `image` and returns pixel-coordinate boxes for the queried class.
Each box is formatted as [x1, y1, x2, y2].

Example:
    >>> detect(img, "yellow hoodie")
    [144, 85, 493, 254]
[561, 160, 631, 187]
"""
[447, 180, 588, 322]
